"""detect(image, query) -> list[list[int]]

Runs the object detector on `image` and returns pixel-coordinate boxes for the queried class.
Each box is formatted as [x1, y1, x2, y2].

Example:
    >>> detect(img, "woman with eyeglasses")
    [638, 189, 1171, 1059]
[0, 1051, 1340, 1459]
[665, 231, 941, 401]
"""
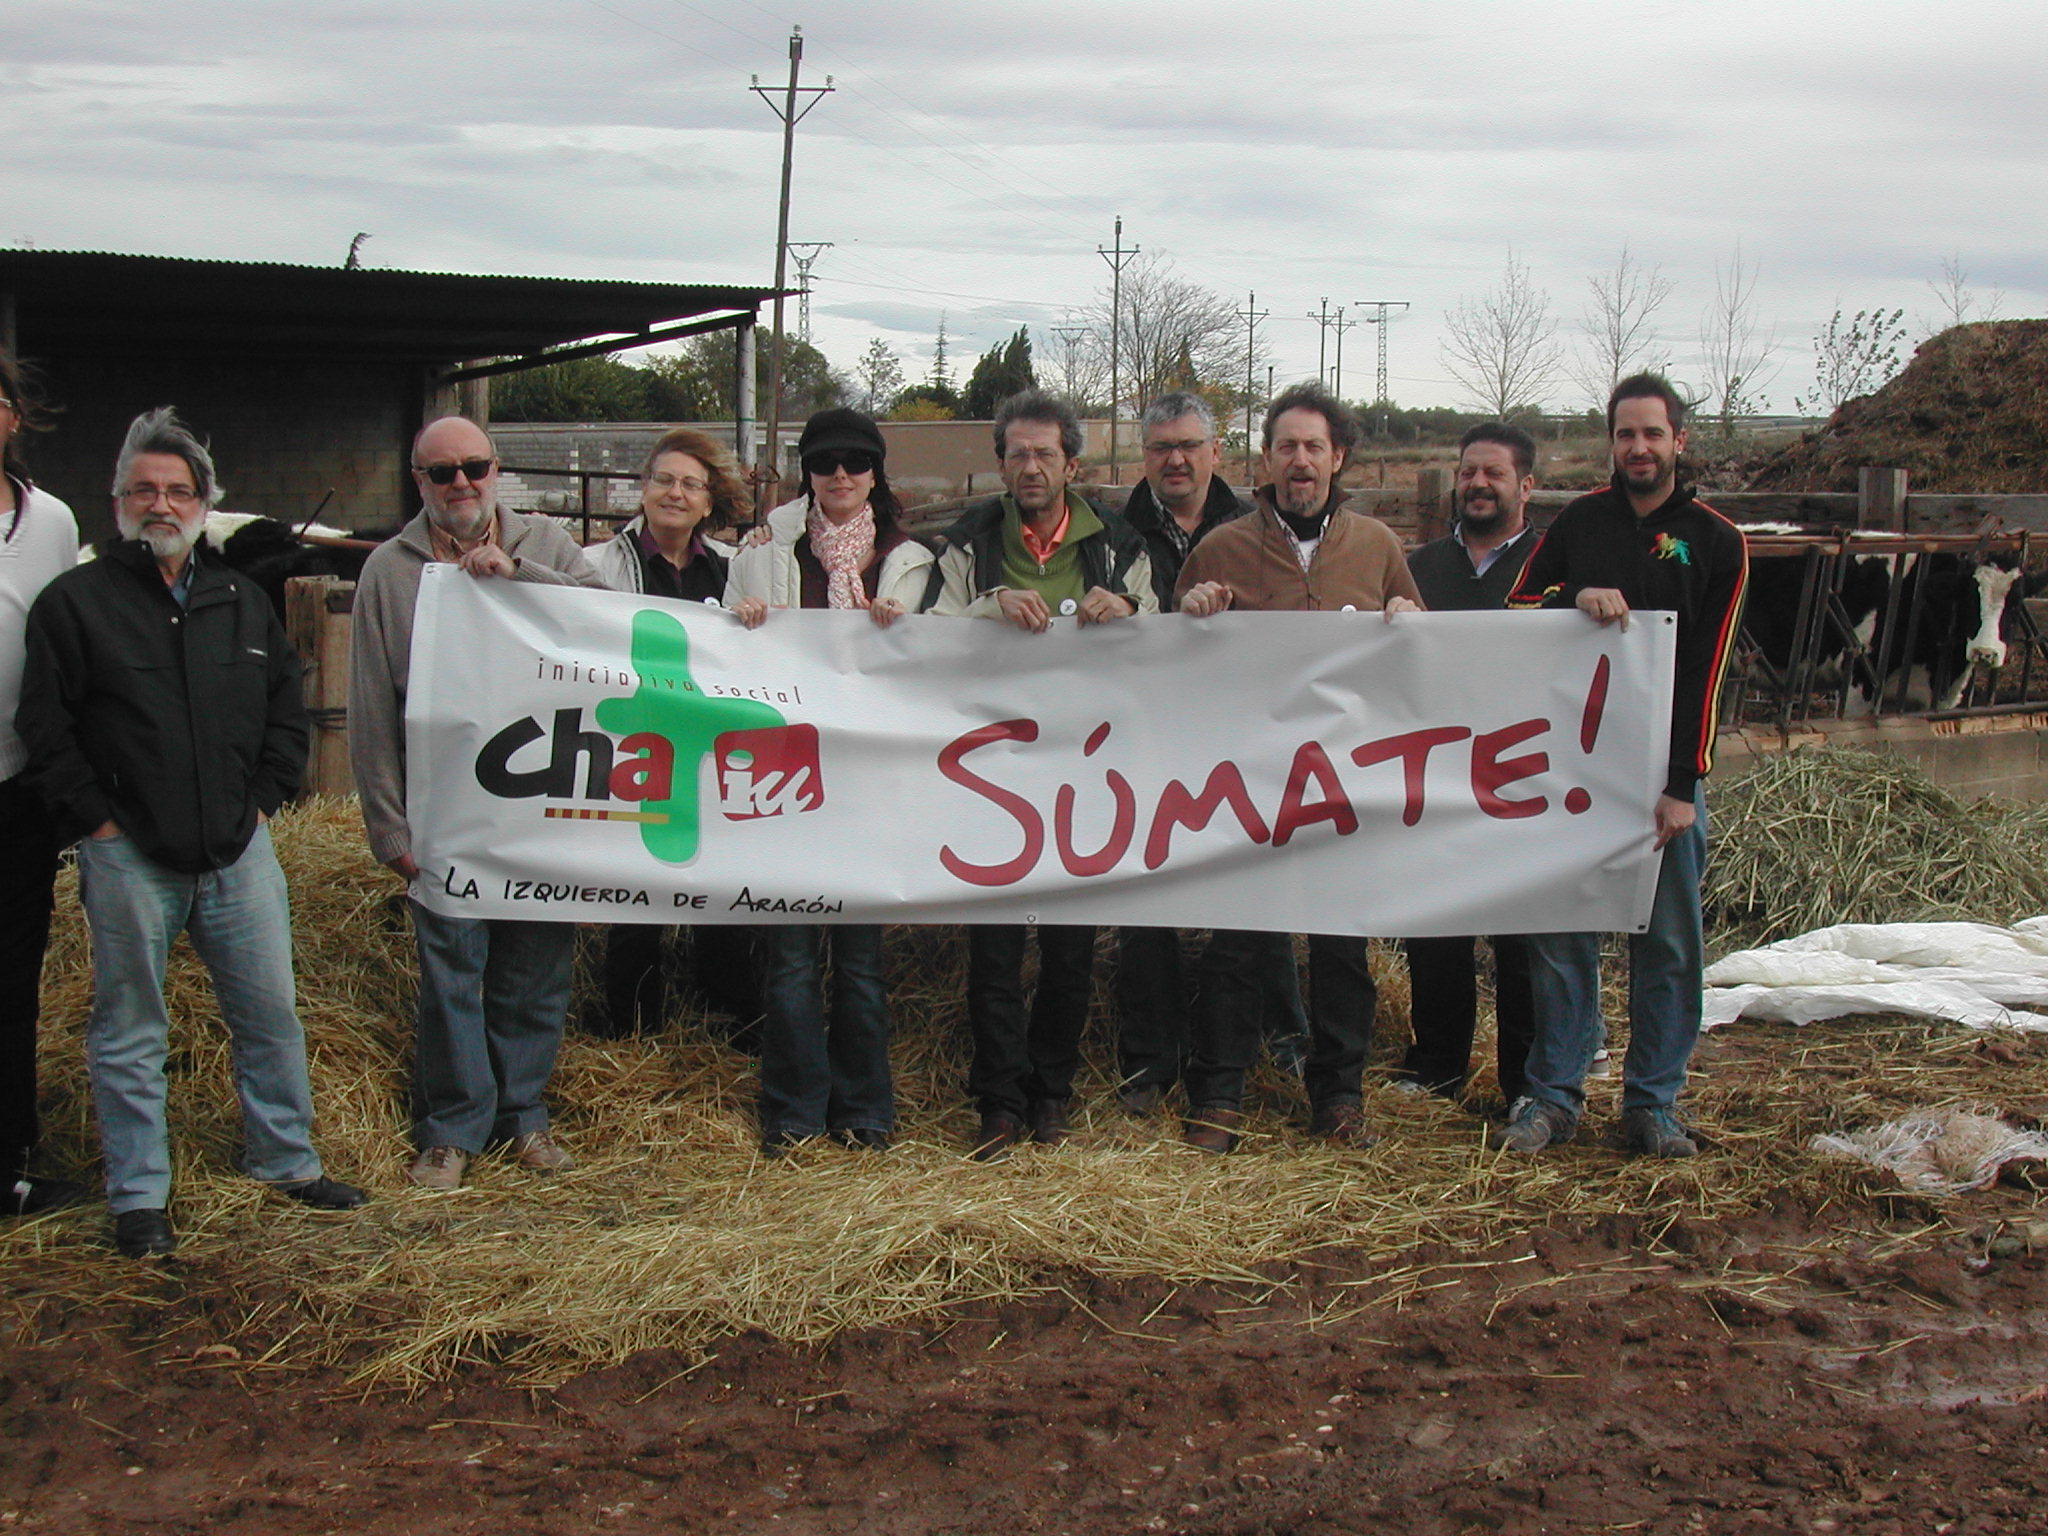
[725, 408, 936, 1155]
[587, 429, 762, 1040]
[0, 349, 85, 1218]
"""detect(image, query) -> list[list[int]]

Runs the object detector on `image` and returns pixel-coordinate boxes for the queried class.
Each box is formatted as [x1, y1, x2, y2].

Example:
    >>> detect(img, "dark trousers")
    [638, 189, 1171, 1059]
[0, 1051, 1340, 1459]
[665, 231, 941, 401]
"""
[758, 924, 894, 1137]
[1401, 935, 1534, 1101]
[598, 924, 763, 1039]
[966, 925, 1097, 1118]
[1116, 927, 1307, 1090]
[1188, 930, 1376, 1111]
[0, 776, 59, 1181]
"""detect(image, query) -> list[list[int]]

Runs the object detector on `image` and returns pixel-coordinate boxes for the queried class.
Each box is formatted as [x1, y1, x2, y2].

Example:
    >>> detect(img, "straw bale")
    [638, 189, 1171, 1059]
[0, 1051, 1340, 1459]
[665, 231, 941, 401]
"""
[5, 790, 2048, 1387]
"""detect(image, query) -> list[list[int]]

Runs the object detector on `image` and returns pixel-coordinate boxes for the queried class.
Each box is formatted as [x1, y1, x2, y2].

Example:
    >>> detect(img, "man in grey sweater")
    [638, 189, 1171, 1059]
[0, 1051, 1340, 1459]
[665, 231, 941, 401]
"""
[349, 416, 605, 1190]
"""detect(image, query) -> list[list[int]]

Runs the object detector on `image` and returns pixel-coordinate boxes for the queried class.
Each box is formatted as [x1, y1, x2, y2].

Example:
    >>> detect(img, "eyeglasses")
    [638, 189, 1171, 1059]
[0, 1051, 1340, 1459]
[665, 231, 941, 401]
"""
[647, 471, 712, 495]
[804, 450, 876, 478]
[413, 458, 497, 486]
[1143, 438, 1208, 458]
[121, 484, 201, 508]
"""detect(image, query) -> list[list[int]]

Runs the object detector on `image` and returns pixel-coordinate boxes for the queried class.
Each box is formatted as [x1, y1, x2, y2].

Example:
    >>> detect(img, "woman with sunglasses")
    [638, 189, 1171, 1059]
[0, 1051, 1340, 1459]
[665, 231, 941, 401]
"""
[587, 429, 762, 1039]
[726, 407, 936, 1155]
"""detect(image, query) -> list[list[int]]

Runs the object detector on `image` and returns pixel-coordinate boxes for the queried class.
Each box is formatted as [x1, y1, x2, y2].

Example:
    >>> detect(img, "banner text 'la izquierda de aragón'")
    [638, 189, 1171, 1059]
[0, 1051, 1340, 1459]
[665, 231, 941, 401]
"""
[404, 567, 1675, 936]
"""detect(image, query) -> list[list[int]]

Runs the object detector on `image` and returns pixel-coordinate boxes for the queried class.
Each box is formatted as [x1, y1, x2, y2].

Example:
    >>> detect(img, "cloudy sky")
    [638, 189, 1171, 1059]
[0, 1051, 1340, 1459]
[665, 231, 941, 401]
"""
[2, 0, 2038, 410]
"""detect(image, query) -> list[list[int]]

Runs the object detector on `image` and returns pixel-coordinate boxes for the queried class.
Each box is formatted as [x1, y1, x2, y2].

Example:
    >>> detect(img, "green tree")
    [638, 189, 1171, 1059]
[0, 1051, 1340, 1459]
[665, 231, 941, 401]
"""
[963, 328, 1037, 419]
[661, 331, 848, 422]
[1794, 307, 1907, 417]
[491, 356, 654, 422]
[856, 338, 905, 414]
[892, 381, 959, 419]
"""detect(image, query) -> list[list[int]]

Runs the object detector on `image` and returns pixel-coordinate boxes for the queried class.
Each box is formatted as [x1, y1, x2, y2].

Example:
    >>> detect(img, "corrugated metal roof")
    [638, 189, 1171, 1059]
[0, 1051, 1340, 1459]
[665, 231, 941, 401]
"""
[0, 249, 778, 367]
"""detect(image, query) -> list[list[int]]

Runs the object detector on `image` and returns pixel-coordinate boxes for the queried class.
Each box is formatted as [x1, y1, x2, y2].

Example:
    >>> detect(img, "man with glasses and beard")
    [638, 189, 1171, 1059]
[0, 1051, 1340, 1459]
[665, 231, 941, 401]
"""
[1394, 422, 1541, 1108]
[1112, 391, 1308, 1117]
[929, 389, 1156, 1160]
[20, 408, 364, 1257]
[350, 415, 605, 1191]
[1175, 382, 1422, 1154]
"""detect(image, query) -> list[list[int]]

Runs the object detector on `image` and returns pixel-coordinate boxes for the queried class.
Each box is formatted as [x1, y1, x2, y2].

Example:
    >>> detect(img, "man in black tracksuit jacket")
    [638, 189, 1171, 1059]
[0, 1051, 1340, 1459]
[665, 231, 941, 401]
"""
[20, 407, 360, 1257]
[1496, 374, 1748, 1160]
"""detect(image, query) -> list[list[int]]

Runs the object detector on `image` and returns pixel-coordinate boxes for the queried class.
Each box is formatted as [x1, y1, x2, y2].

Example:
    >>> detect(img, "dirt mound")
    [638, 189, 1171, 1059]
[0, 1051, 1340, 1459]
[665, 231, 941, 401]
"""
[1748, 319, 2048, 492]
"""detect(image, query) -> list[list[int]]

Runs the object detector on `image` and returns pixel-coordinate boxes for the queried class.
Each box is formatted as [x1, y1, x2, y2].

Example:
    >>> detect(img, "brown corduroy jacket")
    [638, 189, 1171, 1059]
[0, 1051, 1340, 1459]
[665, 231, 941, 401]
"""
[1173, 489, 1423, 613]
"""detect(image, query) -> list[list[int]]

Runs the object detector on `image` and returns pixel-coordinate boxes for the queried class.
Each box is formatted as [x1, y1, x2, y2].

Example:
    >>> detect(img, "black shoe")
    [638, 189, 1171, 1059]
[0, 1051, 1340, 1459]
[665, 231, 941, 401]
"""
[1118, 1084, 1165, 1118]
[1028, 1096, 1071, 1146]
[833, 1127, 892, 1152]
[969, 1111, 1026, 1163]
[277, 1176, 367, 1211]
[6, 1173, 86, 1218]
[113, 1209, 176, 1258]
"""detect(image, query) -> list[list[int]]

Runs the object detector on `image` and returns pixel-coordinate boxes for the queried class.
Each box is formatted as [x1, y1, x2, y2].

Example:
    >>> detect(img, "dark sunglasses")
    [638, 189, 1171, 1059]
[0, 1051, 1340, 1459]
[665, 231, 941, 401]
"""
[804, 450, 876, 478]
[414, 457, 496, 485]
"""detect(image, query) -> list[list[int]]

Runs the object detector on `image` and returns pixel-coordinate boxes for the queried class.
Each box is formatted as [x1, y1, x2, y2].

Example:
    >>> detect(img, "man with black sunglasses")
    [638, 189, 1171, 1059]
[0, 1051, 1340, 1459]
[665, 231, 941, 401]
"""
[350, 415, 606, 1192]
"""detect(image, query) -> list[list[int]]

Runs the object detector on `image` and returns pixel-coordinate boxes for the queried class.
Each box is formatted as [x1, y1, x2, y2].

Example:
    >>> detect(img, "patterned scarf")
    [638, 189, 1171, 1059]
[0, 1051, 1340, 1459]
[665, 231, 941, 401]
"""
[806, 500, 877, 610]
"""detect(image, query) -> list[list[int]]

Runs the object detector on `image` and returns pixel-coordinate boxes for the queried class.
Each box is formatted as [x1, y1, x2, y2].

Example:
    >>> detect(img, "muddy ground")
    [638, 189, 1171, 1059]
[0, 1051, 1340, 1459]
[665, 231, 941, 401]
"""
[6, 1022, 2047, 1536]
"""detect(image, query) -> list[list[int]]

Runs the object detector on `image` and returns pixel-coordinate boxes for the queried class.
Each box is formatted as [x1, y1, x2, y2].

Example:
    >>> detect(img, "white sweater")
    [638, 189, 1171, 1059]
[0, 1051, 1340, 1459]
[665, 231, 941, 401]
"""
[0, 480, 80, 780]
[722, 497, 936, 612]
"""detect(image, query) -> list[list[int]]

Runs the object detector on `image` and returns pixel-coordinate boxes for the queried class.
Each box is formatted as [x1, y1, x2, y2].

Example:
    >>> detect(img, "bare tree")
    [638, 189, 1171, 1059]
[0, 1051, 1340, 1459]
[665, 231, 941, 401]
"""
[1567, 244, 1674, 410]
[1039, 314, 1111, 414]
[1697, 240, 1777, 437]
[1081, 253, 1256, 417]
[855, 337, 904, 414]
[1925, 252, 2004, 333]
[1439, 250, 1566, 418]
[1793, 306, 1907, 417]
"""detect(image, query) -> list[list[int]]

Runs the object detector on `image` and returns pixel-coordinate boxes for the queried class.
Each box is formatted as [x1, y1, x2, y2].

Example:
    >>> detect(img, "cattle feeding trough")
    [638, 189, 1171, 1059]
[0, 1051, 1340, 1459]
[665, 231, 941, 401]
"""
[1731, 526, 2048, 729]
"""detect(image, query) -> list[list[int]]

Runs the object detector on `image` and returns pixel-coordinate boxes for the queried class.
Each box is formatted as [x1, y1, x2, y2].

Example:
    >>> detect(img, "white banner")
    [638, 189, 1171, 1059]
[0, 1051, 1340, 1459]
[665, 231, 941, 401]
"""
[405, 565, 1676, 936]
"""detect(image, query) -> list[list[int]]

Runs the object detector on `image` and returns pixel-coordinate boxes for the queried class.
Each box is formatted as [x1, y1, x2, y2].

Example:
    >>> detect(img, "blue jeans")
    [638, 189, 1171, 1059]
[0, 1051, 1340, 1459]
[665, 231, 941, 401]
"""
[757, 924, 893, 1138]
[1523, 789, 1707, 1119]
[76, 825, 321, 1213]
[409, 901, 574, 1152]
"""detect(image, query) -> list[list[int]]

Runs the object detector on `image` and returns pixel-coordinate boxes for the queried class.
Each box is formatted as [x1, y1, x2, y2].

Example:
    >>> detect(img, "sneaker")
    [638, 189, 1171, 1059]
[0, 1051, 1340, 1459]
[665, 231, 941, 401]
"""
[1490, 1097, 1577, 1153]
[1387, 1078, 1431, 1097]
[1620, 1106, 1698, 1159]
[509, 1130, 574, 1172]
[1586, 1048, 1613, 1079]
[408, 1145, 468, 1190]
[277, 1176, 367, 1211]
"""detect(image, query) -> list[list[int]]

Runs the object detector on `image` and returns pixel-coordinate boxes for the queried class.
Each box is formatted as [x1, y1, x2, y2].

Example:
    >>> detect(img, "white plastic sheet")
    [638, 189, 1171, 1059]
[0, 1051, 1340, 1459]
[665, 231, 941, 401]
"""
[1702, 919, 2048, 1032]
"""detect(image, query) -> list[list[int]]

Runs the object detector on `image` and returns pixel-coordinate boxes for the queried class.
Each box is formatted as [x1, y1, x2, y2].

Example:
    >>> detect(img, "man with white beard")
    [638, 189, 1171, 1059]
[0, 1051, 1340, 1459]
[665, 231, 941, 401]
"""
[20, 407, 363, 1258]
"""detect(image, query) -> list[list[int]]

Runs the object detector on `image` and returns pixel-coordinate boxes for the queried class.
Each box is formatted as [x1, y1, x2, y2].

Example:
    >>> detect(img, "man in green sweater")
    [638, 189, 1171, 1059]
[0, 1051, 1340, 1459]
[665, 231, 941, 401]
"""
[929, 390, 1157, 1159]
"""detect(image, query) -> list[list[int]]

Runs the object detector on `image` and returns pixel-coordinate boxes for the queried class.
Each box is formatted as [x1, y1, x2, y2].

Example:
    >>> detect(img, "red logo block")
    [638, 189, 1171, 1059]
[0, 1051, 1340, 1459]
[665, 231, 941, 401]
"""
[715, 724, 824, 820]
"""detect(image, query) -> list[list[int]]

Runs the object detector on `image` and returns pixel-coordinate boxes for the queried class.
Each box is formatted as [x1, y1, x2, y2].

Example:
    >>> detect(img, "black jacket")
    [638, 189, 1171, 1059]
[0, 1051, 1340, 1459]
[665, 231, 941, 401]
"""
[1119, 475, 1252, 612]
[1404, 525, 1538, 612]
[1508, 477, 1749, 800]
[20, 538, 308, 872]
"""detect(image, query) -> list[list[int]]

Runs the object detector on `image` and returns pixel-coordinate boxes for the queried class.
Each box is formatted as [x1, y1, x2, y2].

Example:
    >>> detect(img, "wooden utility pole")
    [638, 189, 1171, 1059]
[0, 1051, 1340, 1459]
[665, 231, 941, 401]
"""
[1096, 217, 1138, 484]
[749, 28, 832, 497]
[1330, 306, 1357, 401]
[1236, 290, 1268, 479]
[1308, 298, 1333, 385]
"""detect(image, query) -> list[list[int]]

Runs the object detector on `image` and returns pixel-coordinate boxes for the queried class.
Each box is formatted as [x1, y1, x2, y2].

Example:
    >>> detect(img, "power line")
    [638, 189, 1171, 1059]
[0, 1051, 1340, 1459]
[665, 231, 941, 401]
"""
[1354, 300, 1411, 434]
[787, 240, 833, 342]
[1235, 290, 1269, 476]
[1097, 217, 1139, 485]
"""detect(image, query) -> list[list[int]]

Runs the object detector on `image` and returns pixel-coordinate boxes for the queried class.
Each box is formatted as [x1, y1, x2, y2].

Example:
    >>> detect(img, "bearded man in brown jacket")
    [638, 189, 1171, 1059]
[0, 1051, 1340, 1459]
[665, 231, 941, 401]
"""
[1173, 382, 1422, 1154]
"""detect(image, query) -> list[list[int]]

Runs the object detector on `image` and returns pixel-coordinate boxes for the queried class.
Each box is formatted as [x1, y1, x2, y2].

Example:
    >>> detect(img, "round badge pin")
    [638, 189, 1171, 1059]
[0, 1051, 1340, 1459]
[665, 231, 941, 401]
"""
[1060, 598, 1079, 616]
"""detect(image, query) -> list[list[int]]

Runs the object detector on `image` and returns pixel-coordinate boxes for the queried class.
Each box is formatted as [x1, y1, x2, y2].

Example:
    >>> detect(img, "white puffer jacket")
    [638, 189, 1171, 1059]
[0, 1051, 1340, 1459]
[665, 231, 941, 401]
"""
[722, 497, 937, 612]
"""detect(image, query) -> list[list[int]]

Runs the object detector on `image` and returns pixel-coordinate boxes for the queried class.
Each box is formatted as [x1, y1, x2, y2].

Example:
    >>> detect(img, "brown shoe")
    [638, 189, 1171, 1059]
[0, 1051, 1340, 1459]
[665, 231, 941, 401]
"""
[969, 1111, 1026, 1162]
[1028, 1097, 1071, 1146]
[1308, 1100, 1377, 1147]
[1183, 1104, 1243, 1155]
[408, 1145, 468, 1190]
[509, 1130, 575, 1172]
